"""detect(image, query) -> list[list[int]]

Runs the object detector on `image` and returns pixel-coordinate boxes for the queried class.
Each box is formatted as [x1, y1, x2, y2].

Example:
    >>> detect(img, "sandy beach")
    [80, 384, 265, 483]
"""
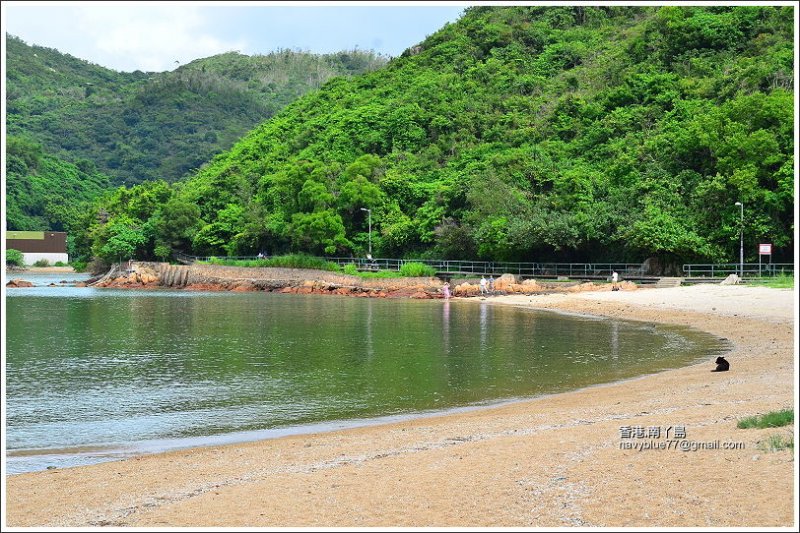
[4, 284, 796, 527]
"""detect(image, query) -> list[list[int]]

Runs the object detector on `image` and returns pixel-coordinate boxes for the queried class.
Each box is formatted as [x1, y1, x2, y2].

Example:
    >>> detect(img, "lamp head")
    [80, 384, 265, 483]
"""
[735, 202, 742, 206]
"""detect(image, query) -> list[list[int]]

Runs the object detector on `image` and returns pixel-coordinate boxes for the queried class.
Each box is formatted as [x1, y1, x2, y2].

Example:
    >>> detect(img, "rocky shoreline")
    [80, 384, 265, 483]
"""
[81, 261, 637, 298]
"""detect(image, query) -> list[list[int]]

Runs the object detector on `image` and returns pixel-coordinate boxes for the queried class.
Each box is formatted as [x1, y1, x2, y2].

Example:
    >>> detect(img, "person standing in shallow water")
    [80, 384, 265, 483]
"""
[442, 282, 451, 299]
[479, 275, 488, 296]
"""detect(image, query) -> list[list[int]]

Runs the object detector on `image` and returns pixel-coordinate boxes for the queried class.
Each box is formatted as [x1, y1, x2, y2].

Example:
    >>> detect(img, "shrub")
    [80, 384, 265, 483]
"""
[758, 433, 794, 453]
[6, 249, 25, 267]
[342, 263, 359, 275]
[71, 260, 88, 273]
[398, 261, 437, 277]
[33, 258, 50, 267]
[54, 261, 67, 267]
[748, 274, 794, 289]
[263, 254, 340, 271]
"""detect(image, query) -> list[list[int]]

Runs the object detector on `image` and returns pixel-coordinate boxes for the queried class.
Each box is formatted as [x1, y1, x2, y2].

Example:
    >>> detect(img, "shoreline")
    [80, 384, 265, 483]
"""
[5, 285, 795, 527]
[8, 266, 76, 274]
[6, 316, 728, 476]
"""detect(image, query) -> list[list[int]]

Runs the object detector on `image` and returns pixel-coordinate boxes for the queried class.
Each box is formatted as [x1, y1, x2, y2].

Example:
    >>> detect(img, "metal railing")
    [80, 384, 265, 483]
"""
[180, 253, 646, 278]
[176, 253, 795, 279]
[683, 263, 794, 278]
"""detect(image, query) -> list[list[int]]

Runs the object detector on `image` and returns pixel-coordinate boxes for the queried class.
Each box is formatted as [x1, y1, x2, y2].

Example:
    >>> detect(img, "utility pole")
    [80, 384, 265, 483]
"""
[360, 207, 372, 259]
[735, 201, 744, 278]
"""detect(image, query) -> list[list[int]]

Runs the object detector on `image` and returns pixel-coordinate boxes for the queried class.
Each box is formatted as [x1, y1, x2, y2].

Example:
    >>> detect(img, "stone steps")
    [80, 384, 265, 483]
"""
[653, 277, 684, 288]
[156, 263, 190, 288]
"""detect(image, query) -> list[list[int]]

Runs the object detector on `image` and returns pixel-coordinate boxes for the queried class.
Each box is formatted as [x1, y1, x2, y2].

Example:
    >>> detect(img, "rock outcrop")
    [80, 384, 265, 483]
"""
[6, 278, 34, 288]
[89, 261, 631, 298]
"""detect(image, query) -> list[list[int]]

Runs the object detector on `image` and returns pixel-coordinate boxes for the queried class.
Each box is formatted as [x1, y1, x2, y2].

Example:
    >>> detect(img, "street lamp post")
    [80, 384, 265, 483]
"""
[360, 207, 372, 259]
[735, 201, 743, 278]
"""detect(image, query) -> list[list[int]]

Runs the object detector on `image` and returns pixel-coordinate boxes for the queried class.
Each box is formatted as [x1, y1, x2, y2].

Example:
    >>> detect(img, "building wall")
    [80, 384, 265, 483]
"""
[6, 231, 67, 253]
[21, 252, 69, 266]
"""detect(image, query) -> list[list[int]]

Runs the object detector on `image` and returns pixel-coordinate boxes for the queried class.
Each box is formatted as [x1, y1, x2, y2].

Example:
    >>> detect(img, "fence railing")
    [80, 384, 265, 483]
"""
[177, 253, 794, 279]
[183, 253, 645, 278]
[683, 263, 794, 278]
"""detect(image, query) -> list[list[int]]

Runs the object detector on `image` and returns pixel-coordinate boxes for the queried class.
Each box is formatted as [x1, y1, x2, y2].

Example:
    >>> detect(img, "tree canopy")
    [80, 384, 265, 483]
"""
[15, 6, 795, 267]
[163, 6, 794, 265]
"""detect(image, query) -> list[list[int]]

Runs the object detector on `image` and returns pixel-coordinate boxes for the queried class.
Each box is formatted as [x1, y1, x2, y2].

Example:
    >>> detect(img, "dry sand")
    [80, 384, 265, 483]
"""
[17, 266, 76, 274]
[4, 284, 797, 527]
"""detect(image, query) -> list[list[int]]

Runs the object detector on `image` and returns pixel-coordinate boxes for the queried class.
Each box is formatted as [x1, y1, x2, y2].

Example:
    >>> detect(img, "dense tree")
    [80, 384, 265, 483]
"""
[55, 6, 797, 266]
[5, 136, 110, 231]
[7, 36, 387, 186]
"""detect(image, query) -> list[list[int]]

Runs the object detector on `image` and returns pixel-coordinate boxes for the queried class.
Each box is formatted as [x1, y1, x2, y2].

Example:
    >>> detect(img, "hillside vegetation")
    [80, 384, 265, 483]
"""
[6, 35, 386, 185]
[6, 136, 111, 231]
[6, 36, 385, 232]
[62, 7, 797, 267]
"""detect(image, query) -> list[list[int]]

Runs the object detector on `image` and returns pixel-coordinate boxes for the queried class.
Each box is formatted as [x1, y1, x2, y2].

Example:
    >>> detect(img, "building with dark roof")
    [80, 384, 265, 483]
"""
[6, 231, 68, 265]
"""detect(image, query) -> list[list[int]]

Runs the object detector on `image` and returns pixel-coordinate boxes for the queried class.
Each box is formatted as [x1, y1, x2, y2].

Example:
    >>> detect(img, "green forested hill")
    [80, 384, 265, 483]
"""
[5, 35, 386, 232]
[6, 35, 386, 185]
[70, 6, 796, 266]
[6, 136, 111, 231]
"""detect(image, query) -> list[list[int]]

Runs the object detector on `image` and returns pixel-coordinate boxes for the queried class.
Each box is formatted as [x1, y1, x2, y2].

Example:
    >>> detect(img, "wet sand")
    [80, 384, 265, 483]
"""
[4, 284, 796, 527]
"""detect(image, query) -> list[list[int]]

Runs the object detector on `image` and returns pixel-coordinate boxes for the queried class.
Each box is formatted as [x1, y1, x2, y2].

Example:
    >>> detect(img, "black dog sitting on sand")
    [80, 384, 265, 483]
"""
[711, 356, 730, 372]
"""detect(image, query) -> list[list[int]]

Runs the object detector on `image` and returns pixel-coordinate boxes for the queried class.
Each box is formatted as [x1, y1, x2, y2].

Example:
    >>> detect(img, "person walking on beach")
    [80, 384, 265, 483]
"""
[479, 275, 488, 296]
[488, 275, 495, 295]
[611, 270, 619, 291]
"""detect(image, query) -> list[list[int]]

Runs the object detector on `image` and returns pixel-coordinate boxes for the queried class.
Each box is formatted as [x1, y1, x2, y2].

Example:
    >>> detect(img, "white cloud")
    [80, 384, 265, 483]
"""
[5, 4, 247, 72]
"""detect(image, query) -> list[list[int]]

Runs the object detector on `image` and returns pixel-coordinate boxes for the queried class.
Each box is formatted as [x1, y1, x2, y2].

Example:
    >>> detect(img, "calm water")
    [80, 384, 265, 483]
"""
[6, 280, 728, 473]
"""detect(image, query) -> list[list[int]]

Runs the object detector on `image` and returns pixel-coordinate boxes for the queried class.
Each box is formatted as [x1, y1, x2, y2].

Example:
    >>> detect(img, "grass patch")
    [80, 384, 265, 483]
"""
[200, 256, 439, 278]
[32, 258, 50, 267]
[340, 263, 413, 278]
[351, 270, 408, 279]
[737, 409, 793, 429]
[757, 433, 794, 453]
[203, 254, 341, 272]
[747, 273, 794, 289]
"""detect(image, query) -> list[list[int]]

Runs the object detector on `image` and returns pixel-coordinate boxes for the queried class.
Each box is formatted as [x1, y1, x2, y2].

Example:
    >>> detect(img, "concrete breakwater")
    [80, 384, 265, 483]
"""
[88, 262, 635, 297]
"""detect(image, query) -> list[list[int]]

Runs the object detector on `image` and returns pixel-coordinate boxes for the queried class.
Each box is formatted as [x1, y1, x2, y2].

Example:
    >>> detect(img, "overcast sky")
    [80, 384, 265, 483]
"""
[2, 2, 467, 72]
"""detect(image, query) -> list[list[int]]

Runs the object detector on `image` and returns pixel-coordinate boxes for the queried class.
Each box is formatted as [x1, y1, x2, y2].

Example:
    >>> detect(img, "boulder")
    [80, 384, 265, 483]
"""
[7, 278, 34, 288]
[453, 282, 479, 296]
[141, 273, 159, 284]
[494, 273, 518, 291]
[720, 274, 741, 285]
